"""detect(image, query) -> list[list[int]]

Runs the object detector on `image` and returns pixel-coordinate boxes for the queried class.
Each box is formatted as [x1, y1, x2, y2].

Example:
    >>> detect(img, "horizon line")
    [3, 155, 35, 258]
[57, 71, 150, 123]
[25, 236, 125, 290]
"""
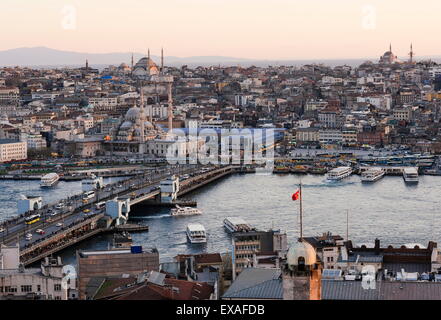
[2, 46, 441, 63]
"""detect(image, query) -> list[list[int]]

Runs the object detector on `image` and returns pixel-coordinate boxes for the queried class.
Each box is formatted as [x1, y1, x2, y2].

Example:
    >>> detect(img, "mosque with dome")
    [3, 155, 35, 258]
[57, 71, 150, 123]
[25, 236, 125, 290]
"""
[102, 48, 206, 157]
[378, 43, 415, 65]
[131, 49, 162, 79]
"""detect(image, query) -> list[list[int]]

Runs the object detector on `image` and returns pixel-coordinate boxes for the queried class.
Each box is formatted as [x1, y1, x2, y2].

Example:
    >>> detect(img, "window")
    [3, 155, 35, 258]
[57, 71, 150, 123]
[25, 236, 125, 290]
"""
[4, 286, 17, 293]
[54, 284, 62, 292]
[37, 285, 41, 292]
[21, 285, 33, 293]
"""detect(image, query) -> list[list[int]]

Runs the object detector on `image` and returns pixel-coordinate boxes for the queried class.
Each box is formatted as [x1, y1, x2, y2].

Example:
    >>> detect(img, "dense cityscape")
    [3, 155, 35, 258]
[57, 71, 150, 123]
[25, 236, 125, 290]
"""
[1, 41, 441, 302]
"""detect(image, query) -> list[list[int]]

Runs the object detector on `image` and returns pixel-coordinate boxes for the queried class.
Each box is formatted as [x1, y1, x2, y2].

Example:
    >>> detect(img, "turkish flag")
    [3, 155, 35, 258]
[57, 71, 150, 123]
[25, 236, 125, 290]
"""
[292, 190, 300, 201]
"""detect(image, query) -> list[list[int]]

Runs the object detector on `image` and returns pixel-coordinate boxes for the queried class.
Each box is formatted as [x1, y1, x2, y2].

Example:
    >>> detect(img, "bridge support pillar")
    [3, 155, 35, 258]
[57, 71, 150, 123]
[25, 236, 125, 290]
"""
[105, 198, 131, 226]
[18, 196, 43, 215]
[160, 175, 180, 203]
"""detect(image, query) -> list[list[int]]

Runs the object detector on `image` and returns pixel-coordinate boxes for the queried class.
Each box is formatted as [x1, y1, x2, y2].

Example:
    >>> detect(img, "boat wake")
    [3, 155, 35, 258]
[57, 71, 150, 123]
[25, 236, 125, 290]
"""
[129, 213, 171, 220]
[301, 181, 359, 188]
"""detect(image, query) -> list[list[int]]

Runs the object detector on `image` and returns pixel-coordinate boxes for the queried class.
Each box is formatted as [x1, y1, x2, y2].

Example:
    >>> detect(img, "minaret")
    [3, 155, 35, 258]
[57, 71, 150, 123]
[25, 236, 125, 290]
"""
[86, 59, 89, 70]
[131, 53, 134, 70]
[409, 43, 414, 64]
[389, 43, 392, 52]
[139, 88, 146, 144]
[167, 82, 173, 135]
[161, 48, 164, 73]
[147, 48, 150, 60]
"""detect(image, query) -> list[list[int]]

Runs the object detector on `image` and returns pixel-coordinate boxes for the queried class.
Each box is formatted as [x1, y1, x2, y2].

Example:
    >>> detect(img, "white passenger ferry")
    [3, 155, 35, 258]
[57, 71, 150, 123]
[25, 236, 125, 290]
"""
[223, 217, 253, 233]
[186, 223, 207, 244]
[81, 174, 104, 192]
[170, 205, 202, 217]
[403, 167, 419, 184]
[40, 173, 60, 188]
[361, 168, 385, 183]
[327, 167, 352, 181]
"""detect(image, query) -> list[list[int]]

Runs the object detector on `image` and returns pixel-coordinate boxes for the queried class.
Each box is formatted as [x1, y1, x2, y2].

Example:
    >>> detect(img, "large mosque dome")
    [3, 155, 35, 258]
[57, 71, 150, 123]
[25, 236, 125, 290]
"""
[132, 55, 160, 78]
[125, 106, 141, 121]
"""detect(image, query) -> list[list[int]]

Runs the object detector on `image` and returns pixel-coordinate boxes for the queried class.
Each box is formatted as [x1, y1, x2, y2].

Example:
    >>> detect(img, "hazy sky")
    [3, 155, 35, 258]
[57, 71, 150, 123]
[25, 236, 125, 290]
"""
[1, 0, 440, 60]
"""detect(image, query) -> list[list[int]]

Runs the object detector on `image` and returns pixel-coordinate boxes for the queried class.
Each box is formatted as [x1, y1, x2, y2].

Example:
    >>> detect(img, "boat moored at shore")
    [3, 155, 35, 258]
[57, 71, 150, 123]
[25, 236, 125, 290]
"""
[327, 166, 352, 181]
[361, 168, 385, 182]
[403, 167, 419, 184]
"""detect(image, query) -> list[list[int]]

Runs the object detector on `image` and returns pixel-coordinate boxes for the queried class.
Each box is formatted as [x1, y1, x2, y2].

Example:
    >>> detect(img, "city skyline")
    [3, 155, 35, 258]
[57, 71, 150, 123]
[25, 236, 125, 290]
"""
[1, 0, 441, 60]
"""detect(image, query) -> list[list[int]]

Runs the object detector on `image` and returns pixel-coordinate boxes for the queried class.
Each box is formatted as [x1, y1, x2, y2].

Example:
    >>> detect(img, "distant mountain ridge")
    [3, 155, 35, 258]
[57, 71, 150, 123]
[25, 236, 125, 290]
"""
[0, 46, 440, 68]
[0, 46, 252, 67]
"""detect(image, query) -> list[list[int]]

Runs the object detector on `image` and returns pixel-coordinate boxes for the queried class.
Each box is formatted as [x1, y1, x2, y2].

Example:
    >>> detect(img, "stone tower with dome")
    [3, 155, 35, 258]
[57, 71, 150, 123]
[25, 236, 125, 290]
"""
[282, 239, 322, 300]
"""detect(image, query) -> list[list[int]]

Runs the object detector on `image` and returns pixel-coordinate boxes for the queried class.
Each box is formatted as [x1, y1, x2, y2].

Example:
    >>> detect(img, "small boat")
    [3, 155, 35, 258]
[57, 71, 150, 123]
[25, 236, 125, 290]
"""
[403, 167, 419, 184]
[81, 174, 104, 192]
[327, 166, 352, 181]
[40, 173, 59, 188]
[223, 217, 253, 233]
[361, 168, 385, 182]
[170, 205, 202, 217]
[186, 223, 207, 244]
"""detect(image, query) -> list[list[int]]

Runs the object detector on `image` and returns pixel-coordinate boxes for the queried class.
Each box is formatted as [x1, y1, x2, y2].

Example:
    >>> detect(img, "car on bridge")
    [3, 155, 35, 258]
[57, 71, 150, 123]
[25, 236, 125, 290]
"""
[0, 227, 4, 233]
[35, 229, 45, 235]
[83, 209, 91, 213]
[56, 223, 63, 227]
[55, 203, 65, 210]
[25, 233, 32, 241]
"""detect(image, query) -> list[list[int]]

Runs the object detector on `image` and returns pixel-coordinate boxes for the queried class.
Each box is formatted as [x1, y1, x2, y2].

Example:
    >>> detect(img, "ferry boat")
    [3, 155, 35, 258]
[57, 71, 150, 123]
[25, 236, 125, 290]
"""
[327, 166, 352, 181]
[170, 205, 202, 217]
[186, 223, 207, 244]
[360, 168, 385, 183]
[223, 217, 253, 233]
[403, 167, 419, 184]
[81, 174, 104, 192]
[40, 173, 59, 188]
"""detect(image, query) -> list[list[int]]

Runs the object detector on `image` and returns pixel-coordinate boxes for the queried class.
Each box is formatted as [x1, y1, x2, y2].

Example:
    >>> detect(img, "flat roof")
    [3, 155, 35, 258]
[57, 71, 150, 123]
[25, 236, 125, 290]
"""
[0, 139, 22, 144]
[187, 223, 205, 231]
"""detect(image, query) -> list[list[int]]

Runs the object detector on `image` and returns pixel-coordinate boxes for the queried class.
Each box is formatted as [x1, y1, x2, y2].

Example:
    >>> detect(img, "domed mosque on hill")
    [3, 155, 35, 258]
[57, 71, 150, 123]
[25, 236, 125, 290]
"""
[378, 43, 416, 65]
[103, 49, 203, 159]
[132, 49, 161, 79]
[379, 44, 398, 64]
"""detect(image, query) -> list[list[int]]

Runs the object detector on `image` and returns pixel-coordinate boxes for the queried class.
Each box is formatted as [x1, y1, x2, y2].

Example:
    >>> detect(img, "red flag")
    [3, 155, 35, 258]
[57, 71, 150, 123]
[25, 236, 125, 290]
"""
[292, 190, 300, 201]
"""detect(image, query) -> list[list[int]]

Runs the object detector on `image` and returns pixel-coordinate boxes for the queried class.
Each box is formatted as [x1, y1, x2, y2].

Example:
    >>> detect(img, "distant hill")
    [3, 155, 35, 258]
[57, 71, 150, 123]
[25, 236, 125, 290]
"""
[0, 46, 440, 68]
[0, 46, 252, 68]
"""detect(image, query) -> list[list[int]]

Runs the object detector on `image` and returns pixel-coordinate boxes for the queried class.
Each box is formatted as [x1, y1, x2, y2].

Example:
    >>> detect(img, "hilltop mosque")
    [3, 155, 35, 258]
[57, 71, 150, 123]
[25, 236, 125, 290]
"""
[104, 49, 203, 158]
[379, 43, 415, 65]
[132, 49, 162, 78]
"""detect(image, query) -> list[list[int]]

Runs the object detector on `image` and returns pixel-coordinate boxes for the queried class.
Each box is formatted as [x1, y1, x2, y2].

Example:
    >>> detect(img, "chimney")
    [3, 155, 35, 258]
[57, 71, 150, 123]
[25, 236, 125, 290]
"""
[374, 238, 380, 255]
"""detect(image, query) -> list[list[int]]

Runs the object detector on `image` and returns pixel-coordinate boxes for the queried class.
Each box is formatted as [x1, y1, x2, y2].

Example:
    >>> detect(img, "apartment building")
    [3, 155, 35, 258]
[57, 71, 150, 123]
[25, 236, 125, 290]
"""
[0, 139, 27, 162]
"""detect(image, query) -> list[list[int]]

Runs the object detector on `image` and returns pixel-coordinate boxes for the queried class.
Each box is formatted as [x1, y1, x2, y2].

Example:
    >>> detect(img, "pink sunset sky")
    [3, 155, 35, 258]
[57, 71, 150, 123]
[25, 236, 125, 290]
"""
[0, 0, 440, 59]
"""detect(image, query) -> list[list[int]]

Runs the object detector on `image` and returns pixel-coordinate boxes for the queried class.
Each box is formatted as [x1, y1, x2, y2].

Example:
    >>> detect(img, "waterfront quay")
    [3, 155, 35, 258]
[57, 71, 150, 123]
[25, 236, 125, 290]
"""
[271, 151, 440, 176]
[0, 164, 237, 266]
